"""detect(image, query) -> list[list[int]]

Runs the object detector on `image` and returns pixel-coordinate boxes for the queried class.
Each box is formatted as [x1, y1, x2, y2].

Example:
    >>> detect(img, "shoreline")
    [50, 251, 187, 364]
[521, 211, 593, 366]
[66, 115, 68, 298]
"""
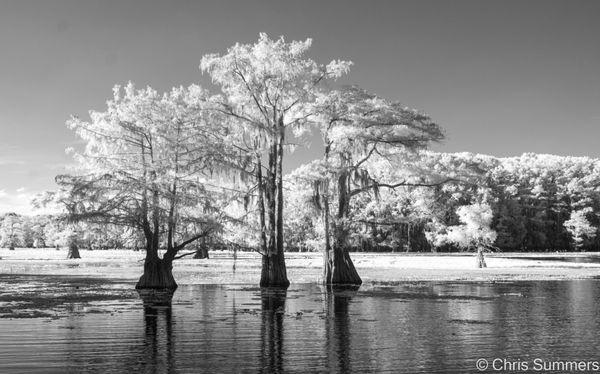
[1, 248, 600, 284]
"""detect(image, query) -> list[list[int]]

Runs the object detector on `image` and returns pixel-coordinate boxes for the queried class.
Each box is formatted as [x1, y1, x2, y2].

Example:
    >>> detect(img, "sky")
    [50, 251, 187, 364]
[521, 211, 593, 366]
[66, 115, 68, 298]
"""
[0, 0, 599, 214]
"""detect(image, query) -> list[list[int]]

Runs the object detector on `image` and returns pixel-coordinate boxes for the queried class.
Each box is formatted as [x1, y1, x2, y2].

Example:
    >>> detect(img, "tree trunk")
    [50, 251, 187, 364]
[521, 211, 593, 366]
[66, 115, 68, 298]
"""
[136, 256, 177, 290]
[260, 252, 290, 288]
[325, 170, 362, 287]
[193, 245, 209, 259]
[322, 191, 332, 285]
[193, 238, 209, 259]
[232, 244, 237, 272]
[407, 224, 411, 252]
[260, 122, 290, 288]
[476, 247, 487, 268]
[257, 156, 268, 256]
[67, 242, 81, 259]
[322, 142, 333, 286]
[327, 234, 362, 286]
[275, 121, 285, 260]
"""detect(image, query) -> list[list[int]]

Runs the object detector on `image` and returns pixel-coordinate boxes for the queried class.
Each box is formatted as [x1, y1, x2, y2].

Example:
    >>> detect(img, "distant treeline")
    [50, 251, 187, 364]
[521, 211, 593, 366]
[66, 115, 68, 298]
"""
[283, 152, 600, 253]
[2, 152, 599, 253]
[0, 213, 144, 250]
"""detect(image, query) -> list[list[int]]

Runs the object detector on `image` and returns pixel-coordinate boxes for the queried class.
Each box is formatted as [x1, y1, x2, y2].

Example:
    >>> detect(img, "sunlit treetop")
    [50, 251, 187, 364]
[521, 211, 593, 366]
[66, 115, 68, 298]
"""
[311, 86, 444, 175]
[201, 33, 352, 139]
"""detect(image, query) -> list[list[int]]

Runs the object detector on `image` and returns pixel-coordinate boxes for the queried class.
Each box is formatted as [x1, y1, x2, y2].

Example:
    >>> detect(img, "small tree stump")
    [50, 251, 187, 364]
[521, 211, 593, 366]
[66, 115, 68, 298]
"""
[67, 242, 81, 259]
[193, 245, 209, 259]
[476, 247, 487, 268]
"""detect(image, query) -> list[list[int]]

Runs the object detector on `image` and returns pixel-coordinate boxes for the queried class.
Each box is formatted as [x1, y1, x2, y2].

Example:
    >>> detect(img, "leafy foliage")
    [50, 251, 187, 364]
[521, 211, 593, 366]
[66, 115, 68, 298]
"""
[564, 208, 596, 250]
[54, 83, 228, 256]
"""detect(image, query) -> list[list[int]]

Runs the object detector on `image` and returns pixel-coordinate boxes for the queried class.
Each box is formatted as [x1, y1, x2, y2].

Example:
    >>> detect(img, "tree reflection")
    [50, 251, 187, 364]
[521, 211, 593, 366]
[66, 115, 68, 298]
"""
[137, 289, 175, 374]
[325, 287, 357, 373]
[260, 287, 287, 374]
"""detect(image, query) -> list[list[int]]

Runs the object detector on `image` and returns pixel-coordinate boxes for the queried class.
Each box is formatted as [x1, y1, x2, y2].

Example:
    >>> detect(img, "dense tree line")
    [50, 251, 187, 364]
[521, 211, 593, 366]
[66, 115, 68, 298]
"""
[9, 152, 598, 256]
[285, 152, 600, 253]
[10, 149, 599, 254]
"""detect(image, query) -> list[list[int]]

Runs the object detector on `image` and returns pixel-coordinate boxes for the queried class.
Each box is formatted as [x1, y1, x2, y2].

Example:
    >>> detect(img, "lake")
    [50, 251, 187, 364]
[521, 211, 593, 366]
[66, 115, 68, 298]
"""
[1, 276, 599, 373]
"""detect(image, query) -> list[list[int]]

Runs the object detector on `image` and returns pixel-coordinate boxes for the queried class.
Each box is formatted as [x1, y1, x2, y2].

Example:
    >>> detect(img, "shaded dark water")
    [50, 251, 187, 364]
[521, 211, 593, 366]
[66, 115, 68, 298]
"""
[1, 278, 600, 373]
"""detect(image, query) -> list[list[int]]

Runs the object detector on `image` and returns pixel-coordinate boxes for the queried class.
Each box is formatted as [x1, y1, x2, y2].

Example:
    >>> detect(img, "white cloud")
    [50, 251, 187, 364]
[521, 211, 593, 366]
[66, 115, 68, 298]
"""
[0, 190, 59, 215]
[16, 187, 25, 193]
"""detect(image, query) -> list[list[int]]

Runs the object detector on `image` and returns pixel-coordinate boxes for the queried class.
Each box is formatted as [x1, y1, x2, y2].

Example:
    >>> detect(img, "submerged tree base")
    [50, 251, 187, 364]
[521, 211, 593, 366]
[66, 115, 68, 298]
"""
[324, 249, 362, 288]
[325, 247, 362, 287]
[136, 258, 178, 290]
[260, 253, 290, 288]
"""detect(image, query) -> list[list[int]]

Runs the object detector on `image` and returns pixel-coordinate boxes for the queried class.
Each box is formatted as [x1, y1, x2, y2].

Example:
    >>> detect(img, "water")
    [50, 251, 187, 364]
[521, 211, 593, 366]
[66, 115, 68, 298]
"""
[1, 277, 599, 373]
[506, 255, 600, 264]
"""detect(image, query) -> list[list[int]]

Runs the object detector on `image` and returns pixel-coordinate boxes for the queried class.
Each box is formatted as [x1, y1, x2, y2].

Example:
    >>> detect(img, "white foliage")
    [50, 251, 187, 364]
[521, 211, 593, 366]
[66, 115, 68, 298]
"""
[428, 202, 497, 250]
[564, 207, 596, 249]
[201, 33, 352, 139]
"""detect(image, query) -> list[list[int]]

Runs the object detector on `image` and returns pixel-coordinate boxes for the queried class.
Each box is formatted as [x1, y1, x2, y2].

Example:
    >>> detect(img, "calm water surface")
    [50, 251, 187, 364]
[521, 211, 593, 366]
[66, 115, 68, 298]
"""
[1, 277, 599, 373]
